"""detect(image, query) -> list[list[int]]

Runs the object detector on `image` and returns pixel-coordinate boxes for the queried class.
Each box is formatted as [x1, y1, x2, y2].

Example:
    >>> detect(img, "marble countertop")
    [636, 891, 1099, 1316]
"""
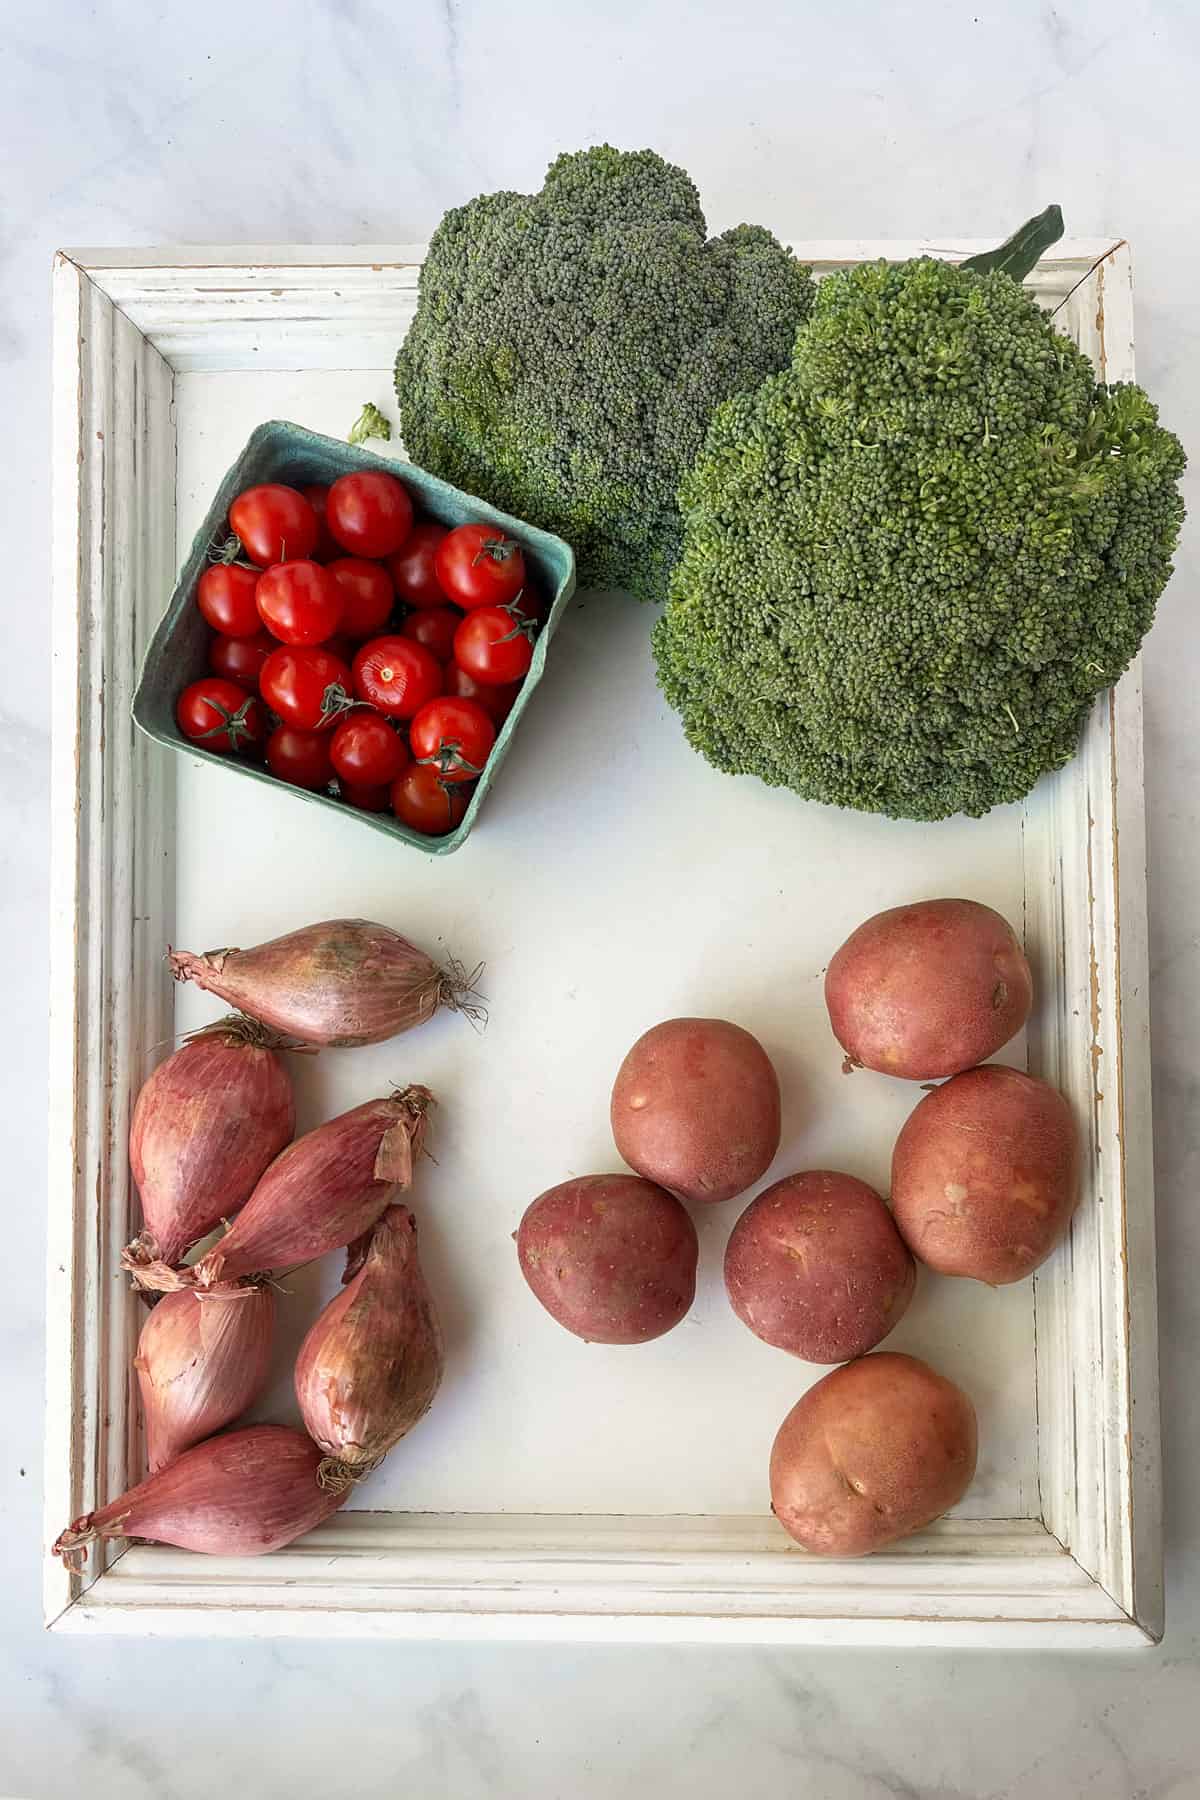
[3, 0, 1197, 1793]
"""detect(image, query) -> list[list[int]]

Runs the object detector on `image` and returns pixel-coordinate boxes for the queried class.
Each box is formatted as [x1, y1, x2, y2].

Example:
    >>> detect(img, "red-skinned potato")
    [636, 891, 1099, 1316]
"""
[770, 1352, 978, 1555]
[891, 1064, 1079, 1284]
[725, 1171, 915, 1363]
[610, 1017, 781, 1204]
[516, 1174, 698, 1344]
[825, 898, 1032, 1080]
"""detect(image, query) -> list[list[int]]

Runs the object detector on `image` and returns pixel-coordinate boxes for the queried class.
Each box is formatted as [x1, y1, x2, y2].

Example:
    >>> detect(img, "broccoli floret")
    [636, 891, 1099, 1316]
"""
[653, 254, 1187, 820]
[395, 146, 815, 602]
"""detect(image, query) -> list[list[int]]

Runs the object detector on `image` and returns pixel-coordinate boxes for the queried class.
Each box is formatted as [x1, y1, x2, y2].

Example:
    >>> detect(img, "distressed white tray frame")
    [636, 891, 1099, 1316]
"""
[46, 239, 1161, 1646]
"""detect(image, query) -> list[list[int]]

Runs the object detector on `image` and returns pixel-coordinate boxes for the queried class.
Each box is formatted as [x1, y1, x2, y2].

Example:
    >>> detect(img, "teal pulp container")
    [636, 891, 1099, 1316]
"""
[132, 421, 577, 855]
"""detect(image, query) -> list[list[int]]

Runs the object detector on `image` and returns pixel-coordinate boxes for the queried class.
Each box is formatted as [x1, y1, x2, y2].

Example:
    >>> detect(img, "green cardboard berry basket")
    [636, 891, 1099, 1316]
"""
[131, 421, 577, 854]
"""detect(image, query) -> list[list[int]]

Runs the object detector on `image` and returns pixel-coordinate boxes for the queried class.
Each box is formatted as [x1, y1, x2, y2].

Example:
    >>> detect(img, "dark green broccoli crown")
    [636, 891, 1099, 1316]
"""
[653, 255, 1187, 820]
[395, 146, 815, 601]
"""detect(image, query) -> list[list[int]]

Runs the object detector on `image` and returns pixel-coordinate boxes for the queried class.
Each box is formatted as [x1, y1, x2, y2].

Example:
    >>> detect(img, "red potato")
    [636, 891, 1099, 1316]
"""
[890, 1065, 1079, 1284]
[516, 1174, 698, 1345]
[825, 898, 1033, 1081]
[769, 1352, 978, 1555]
[610, 1017, 781, 1205]
[724, 1171, 915, 1363]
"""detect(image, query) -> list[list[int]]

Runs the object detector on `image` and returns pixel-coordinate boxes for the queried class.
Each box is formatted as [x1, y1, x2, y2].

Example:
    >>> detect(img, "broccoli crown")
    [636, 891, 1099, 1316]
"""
[653, 255, 1187, 820]
[395, 146, 815, 601]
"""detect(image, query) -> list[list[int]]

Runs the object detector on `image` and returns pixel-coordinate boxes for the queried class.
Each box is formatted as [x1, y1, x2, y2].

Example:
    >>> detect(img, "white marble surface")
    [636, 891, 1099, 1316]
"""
[3, 0, 1198, 1793]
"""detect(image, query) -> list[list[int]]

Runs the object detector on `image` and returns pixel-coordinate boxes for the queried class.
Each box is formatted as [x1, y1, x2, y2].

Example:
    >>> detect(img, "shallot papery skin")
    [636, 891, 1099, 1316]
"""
[52, 1425, 345, 1570]
[132, 1088, 434, 1292]
[124, 1017, 295, 1269]
[295, 1205, 444, 1488]
[169, 918, 481, 1048]
[135, 1285, 276, 1472]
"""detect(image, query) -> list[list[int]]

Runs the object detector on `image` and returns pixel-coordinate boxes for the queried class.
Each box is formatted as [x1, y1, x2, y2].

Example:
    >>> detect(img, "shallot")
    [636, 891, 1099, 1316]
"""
[169, 918, 482, 1048]
[131, 1087, 434, 1292]
[135, 1284, 275, 1472]
[295, 1205, 444, 1489]
[52, 1425, 345, 1569]
[124, 1016, 295, 1271]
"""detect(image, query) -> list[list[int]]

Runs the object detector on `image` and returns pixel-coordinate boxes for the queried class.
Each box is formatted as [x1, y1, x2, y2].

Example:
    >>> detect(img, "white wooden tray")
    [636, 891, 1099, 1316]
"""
[46, 238, 1161, 1646]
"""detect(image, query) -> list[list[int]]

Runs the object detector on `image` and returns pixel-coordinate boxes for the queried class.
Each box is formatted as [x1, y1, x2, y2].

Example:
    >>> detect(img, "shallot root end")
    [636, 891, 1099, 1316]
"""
[121, 1237, 194, 1292]
[184, 1013, 317, 1055]
[52, 1510, 128, 1572]
[437, 957, 488, 1029]
[316, 1455, 381, 1494]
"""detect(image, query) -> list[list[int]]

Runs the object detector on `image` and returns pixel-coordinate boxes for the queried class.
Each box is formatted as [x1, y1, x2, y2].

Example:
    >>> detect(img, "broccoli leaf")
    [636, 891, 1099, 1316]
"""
[961, 204, 1065, 283]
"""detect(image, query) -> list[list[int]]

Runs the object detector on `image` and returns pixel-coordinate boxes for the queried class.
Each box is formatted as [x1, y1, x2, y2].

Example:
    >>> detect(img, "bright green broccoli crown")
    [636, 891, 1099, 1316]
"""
[653, 255, 1187, 820]
[395, 146, 816, 601]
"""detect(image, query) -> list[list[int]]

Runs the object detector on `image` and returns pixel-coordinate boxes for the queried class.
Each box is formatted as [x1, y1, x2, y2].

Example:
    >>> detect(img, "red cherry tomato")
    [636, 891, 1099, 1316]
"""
[385, 521, 447, 606]
[197, 563, 261, 637]
[351, 634, 443, 720]
[176, 678, 266, 754]
[228, 484, 318, 567]
[453, 604, 535, 685]
[326, 557, 394, 640]
[341, 781, 392, 812]
[256, 560, 343, 646]
[300, 483, 341, 560]
[266, 725, 335, 790]
[401, 605, 462, 664]
[260, 645, 354, 731]
[510, 577, 546, 624]
[330, 712, 409, 787]
[326, 470, 413, 558]
[434, 523, 526, 610]
[445, 663, 523, 725]
[391, 763, 472, 836]
[409, 695, 495, 783]
[320, 634, 354, 666]
[208, 629, 275, 690]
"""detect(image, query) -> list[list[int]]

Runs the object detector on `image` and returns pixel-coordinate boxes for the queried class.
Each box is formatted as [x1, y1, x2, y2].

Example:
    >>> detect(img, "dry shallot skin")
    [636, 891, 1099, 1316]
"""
[294, 1205, 444, 1488]
[169, 918, 480, 1048]
[131, 1087, 434, 1292]
[52, 1425, 345, 1571]
[135, 1284, 276, 1472]
[125, 1017, 295, 1268]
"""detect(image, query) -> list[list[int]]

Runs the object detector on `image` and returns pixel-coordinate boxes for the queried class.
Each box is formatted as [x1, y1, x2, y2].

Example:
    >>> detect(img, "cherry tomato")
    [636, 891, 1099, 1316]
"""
[327, 558, 394, 640]
[266, 725, 335, 790]
[385, 521, 447, 606]
[256, 560, 343, 646]
[330, 712, 409, 787]
[197, 563, 261, 637]
[208, 629, 275, 690]
[409, 695, 495, 783]
[341, 781, 392, 813]
[511, 576, 546, 624]
[228, 484, 318, 567]
[300, 483, 341, 560]
[260, 645, 354, 732]
[445, 662, 523, 726]
[326, 470, 413, 558]
[352, 634, 443, 720]
[391, 763, 472, 836]
[176, 678, 266, 754]
[402, 605, 462, 664]
[453, 604, 535, 685]
[434, 523, 526, 610]
[321, 634, 354, 666]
